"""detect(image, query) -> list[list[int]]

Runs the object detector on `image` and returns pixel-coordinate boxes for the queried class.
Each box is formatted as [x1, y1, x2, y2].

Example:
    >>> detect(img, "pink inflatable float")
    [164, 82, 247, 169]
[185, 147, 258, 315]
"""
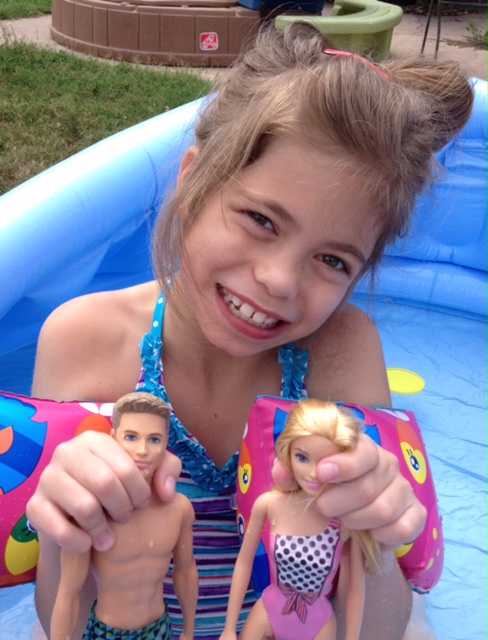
[237, 395, 443, 596]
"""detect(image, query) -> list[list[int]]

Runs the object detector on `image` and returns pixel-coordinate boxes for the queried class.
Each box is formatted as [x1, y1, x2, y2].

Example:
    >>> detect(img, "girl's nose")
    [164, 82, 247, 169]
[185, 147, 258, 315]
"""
[254, 251, 301, 300]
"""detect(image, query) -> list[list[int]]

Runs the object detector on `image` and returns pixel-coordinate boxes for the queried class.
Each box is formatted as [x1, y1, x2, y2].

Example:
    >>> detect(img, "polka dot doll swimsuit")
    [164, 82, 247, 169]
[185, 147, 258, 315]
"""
[262, 519, 343, 640]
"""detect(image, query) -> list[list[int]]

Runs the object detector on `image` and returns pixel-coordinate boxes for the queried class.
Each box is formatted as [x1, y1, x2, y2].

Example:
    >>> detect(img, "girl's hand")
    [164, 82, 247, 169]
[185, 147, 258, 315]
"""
[273, 434, 426, 548]
[26, 431, 181, 553]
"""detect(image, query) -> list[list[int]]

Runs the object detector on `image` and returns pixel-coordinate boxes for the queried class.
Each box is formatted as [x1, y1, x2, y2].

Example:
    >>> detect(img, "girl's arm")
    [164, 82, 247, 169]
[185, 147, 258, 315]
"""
[343, 536, 366, 640]
[219, 493, 270, 640]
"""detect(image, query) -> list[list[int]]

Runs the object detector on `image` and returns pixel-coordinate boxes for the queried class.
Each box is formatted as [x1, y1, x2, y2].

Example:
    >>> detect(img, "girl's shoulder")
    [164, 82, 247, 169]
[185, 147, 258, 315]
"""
[32, 282, 160, 401]
[301, 302, 391, 406]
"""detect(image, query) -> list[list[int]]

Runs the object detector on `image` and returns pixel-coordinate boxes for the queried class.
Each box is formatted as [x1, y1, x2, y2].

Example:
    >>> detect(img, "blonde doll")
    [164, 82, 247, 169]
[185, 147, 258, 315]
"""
[221, 399, 383, 640]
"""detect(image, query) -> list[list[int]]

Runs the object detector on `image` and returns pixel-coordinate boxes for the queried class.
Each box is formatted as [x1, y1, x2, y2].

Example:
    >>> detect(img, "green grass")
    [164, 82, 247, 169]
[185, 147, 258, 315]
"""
[0, 0, 52, 20]
[466, 21, 487, 48]
[0, 36, 212, 194]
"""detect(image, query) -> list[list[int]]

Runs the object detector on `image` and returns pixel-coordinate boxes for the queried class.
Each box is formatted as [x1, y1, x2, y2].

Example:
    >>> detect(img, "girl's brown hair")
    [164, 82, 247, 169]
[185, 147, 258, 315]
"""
[154, 22, 473, 295]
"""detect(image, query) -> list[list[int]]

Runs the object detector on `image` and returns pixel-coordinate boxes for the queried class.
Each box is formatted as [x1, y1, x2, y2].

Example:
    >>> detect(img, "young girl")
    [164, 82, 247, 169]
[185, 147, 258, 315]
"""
[220, 399, 384, 640]
[26, 22, 473, 640]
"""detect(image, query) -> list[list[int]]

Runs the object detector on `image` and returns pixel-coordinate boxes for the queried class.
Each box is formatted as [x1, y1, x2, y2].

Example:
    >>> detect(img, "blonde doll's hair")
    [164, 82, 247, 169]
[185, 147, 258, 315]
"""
[276, 398, 385, 573]
[154, 22, 473, 298]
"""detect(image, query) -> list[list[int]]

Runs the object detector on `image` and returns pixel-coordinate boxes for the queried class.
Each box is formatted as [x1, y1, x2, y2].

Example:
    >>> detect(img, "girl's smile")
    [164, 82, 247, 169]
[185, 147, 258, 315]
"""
[219, 285, 281, 330]
[177, 136, 380, 357]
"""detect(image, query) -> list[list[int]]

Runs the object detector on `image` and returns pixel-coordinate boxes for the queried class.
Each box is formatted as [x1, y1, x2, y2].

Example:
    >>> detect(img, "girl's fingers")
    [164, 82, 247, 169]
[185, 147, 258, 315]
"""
[313, 437, 427, 547]
[153, 450, 182, 501]
[271, 459, 295, 490]
[370, 503, 428, 548]
[26, 497, 94, 554]
[314, 440, 396, 517]
[27, 431, 153, 549]
[54, 433, 152, 516]
[29, 468, 119, 551]
[316, 433, 379, 483]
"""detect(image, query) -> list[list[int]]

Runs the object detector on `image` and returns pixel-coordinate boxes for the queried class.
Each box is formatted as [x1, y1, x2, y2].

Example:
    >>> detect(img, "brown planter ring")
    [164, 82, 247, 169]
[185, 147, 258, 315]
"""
[51, 0, 261, 66]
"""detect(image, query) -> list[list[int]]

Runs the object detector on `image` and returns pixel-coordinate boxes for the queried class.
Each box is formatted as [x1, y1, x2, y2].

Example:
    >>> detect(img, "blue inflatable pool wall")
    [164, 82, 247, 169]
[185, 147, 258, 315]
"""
[0, 81, 486, 639]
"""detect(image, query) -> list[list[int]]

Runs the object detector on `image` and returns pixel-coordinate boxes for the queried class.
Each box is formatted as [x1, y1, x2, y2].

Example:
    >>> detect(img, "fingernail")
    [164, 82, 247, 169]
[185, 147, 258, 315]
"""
[93, 531, 114, 551]
[317, 462, 340, 482]
[116, 512, 132, 524]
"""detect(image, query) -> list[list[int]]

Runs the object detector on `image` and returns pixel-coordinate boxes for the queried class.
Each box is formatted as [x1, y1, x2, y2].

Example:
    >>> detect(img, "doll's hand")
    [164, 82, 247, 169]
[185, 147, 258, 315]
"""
[313, 433, 426, 548]
[26, 431, 181, 553]
[219, 630, 238, 640]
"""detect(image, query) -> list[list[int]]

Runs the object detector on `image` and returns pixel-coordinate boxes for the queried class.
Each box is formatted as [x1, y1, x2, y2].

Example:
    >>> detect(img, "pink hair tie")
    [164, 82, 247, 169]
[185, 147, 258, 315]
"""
[323, 48, 391, 81]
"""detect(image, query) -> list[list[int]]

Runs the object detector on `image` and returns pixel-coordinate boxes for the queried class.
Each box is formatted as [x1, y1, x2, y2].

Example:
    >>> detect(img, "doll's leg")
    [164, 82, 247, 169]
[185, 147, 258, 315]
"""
[239, 598, 274, 640]
[313, 614, 337, 640]
[334, 554, 412, 640]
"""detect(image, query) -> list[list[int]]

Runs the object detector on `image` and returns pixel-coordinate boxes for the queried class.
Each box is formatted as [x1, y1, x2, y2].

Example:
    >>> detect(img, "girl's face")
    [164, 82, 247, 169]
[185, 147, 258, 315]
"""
[177, 136, 380, 357]
[289, 434, 341, 496]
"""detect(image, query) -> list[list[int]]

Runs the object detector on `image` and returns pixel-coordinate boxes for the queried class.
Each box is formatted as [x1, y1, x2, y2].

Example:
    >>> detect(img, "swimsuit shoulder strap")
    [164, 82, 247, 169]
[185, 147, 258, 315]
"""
[137, 294, 167, 399]
[150, 294, 166, 336]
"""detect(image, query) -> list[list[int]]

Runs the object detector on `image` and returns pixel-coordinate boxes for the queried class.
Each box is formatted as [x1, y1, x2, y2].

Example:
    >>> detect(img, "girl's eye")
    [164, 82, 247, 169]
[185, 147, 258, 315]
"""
[295, 453, 309, 463]
[318, 254, 349, 273]
[124, 434, 137, 442]
[246, 210, 274, 232]
[149, 437, 161, 445]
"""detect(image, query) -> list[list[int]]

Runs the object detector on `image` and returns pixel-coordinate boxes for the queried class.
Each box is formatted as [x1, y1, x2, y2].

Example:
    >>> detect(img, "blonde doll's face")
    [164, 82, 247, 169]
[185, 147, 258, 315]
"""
[289, 435, 342, 496]
[175, 136, 380, 358]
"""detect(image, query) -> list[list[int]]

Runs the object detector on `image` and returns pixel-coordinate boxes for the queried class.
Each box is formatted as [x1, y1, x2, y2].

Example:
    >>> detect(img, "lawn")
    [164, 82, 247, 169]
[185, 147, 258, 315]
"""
[0, 36, 212, 194]
[0, 0, 51, 19]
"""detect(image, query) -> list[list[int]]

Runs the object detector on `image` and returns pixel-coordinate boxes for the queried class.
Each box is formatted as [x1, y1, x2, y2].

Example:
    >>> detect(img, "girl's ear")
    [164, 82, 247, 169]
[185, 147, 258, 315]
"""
[177, 147, 199, 188]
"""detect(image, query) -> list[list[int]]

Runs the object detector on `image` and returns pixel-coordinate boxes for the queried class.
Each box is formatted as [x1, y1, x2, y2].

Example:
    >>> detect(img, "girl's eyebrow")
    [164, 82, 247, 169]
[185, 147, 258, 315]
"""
[238, 189, 294, 224]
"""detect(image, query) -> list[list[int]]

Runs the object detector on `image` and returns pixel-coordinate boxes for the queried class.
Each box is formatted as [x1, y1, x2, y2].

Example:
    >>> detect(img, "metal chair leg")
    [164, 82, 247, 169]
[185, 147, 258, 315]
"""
[421, 0, 442, 57]
[435, 0, 442, 57]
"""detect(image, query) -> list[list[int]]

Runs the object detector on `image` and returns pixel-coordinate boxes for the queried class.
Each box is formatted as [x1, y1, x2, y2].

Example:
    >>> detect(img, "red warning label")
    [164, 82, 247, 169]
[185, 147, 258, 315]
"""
[200, 32, 219, 51]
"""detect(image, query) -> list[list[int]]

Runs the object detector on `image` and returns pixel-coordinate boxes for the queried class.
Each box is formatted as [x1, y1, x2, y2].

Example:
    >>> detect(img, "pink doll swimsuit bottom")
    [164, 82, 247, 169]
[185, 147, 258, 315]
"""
[262, 583, 333, 640]
[82, 602, 173, 640]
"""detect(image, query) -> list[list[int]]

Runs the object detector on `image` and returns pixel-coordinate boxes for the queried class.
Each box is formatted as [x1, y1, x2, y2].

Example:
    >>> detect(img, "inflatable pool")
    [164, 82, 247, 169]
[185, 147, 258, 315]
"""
[0, 80, 486, 639]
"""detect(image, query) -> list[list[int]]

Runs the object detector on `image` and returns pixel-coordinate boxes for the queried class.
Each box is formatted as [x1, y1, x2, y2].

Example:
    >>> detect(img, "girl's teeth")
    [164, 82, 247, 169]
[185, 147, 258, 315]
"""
[240, 303, 254, 319]
[253, 312, 267, 324]
[221, 288, 278, 329]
